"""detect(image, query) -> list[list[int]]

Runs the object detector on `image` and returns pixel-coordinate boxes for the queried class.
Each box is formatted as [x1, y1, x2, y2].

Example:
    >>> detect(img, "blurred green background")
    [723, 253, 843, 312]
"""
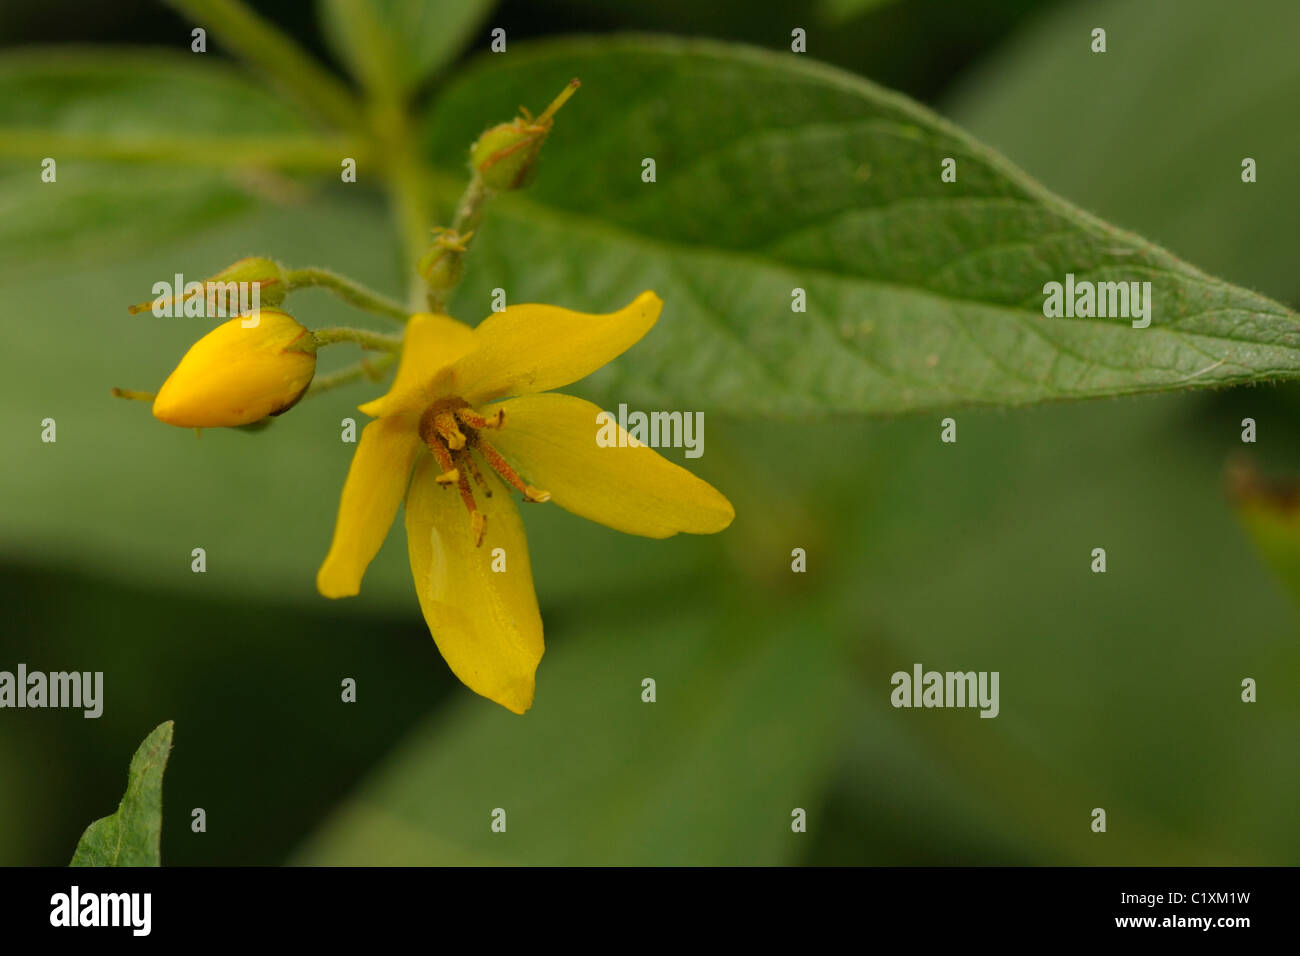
[2, 0, 1298, 865]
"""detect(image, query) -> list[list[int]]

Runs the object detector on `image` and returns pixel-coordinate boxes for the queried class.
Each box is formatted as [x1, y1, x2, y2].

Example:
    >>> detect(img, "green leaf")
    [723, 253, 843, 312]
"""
[946, 0, 1300, 310]
[422, 37, 1300, 418]
[295, 600, 853, 864]
[0, 50, 337, 275]
[318, 0, 495, 99]
[70, 721, 173, 866]
[816, 397, 1300, 863]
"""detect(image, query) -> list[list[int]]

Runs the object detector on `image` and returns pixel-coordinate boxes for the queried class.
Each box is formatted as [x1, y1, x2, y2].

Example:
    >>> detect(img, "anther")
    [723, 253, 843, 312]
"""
[433, 410, 467, 450]
[454, 406, 505, 431]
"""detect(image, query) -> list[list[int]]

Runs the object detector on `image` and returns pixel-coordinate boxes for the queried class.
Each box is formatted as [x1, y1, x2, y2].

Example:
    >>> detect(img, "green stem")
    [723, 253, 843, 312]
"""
[305, 353, 397, 397]
[0, 130, 365, 171]
[161, 0, 363, 132]
[311, 327, 403, 351]
[285, 268, 409, 324]
[450, 175, 491, 236]
[425, 175, 490, 313]
[374, 102, 438, 311]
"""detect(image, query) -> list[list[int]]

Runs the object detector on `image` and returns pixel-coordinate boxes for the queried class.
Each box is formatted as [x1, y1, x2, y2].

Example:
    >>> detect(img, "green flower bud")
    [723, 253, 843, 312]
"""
[469, 79, 579, 193]
[417, 230, 472, 291]
[128, 256, 287, 316]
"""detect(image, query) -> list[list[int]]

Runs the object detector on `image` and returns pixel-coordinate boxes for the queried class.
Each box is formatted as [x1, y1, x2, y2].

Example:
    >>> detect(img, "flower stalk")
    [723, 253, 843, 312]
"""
[311, 327, 403, 351]
[283, 268, 410, 323]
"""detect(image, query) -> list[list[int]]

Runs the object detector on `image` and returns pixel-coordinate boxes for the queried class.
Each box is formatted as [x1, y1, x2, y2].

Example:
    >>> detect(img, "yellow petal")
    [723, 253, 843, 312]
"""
[444, 291, 662, 406]
[317, 416, 421, 598]
[358, 313, 476, 419]
[405, 452, 544, 714]
[485, 393, 734, 538]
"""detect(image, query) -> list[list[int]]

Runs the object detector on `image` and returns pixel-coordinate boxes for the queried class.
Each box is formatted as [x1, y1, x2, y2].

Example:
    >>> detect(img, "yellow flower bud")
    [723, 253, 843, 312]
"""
[469, 79, 579, 192]
[152, 310, 317, 428]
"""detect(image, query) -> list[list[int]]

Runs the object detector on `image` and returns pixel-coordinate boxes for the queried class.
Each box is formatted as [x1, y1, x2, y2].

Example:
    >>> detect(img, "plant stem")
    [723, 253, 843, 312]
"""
[424, 175, 490, 313]
[311, 327, 403, 351]
[0, 130, 364, 171]
[305, 354, 397, 397]
[372, 100, 438, 311]
[450, 174, 491, 236]
[285, 268, 409, 324]
[162, 0, 363, 132]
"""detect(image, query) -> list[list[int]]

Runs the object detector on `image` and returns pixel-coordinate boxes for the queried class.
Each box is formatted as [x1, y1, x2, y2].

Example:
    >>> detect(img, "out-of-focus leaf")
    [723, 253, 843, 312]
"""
[946, 0, 1300, 308]
[318, 0, 494, 99]
[819, 0, 900, 23]
[1228, 459, 1300, 610]
[294, 598, 853, 864]
[807, 394, 1300, 863]
[426, 36, 1299, 419]
[70, 721, 173, 866]
[0, 49, 339, 274]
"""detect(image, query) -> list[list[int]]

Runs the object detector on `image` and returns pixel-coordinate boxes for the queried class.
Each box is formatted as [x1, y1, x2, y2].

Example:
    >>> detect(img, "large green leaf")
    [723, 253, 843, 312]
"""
[318, 0, 495, 99]
[70, 721, 173, 866]
[424, 37, 1300, 417]
[946, 0, 1300, 310]
[295, 598, 853, 864]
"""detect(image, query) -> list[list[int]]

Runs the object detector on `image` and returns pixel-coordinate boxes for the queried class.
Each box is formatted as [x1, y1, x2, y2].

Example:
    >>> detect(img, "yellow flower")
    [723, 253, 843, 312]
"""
[152, 309, 316, 428]
[316, 291, 734, 713]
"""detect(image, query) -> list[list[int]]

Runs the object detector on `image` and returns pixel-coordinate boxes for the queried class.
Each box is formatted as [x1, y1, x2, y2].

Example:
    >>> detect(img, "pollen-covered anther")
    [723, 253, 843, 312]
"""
[433, 410, 468, 450]
[454, 406, 505, 430]
[435, 468, 460, 485]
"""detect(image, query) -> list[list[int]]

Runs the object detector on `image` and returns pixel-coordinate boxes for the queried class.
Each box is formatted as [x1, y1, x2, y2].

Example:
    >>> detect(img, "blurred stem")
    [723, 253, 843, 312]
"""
[285, 268, 409, 324]
[371, 98, 437, 313]
[305, 353, 397, 397]
[311, 327, 403, 351]
[162, 0, 363, 132]
[0, 130, 363, 171]
[323, 0, 403, 104]
[450, 175, 491, 236]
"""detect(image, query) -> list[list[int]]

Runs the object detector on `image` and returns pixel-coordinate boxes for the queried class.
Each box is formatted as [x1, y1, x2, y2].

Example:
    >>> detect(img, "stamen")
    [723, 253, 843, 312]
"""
[425, 434, 458, 478]
[455, 469, 486, 546]
[454, 406, 504, 431]
[419, 396, 551, 545]
[461, 451, 492, 496]
[474, 435, 551, 503]
[433, 410, 467, 450]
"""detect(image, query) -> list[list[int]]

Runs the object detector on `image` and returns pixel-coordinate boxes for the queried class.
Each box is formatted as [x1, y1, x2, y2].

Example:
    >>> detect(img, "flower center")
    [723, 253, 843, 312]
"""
[417, 397, 550, 547]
